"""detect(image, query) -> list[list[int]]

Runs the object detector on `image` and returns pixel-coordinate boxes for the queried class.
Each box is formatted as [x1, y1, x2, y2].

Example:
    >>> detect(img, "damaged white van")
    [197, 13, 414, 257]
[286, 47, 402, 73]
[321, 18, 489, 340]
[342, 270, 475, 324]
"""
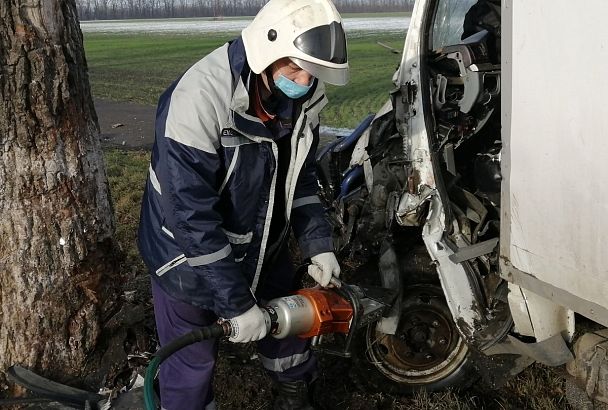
[316, 0, 608, 406]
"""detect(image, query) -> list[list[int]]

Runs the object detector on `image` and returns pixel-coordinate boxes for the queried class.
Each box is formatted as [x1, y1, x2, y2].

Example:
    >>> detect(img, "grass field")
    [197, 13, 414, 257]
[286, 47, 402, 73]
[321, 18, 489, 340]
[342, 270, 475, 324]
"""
[84, 31, 405, 128]
[341, 11, 412, 18]
[81, 12, 412, 22]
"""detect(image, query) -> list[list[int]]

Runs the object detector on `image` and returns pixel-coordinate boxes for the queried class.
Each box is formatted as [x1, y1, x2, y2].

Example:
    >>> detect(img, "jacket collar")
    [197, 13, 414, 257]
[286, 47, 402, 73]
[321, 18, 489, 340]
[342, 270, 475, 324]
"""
[227, 37, 325, 139]
[228, 37, 255, 116]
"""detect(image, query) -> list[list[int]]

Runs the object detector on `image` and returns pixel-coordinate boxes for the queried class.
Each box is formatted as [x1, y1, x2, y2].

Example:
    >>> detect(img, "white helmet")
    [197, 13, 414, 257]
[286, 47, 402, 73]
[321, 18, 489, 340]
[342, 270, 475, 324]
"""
[242, 0, 349, 86]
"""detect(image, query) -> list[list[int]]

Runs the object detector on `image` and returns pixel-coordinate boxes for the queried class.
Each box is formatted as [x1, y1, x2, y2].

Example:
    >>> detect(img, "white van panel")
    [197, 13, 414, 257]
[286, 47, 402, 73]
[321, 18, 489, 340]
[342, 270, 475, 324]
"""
[501, 0, 608, 318]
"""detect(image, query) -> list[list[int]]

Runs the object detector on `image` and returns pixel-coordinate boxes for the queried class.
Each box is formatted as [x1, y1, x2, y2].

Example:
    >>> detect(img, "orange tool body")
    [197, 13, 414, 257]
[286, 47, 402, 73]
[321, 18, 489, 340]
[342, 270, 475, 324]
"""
[263, 279, 395, 358]
[294, 288, 354, 338]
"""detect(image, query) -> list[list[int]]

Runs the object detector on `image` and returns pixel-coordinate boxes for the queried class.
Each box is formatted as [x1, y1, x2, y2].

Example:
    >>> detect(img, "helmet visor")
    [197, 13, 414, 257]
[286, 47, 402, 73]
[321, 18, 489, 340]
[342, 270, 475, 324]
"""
[293, 21, 348, 65]
[291, 57, 349, 86]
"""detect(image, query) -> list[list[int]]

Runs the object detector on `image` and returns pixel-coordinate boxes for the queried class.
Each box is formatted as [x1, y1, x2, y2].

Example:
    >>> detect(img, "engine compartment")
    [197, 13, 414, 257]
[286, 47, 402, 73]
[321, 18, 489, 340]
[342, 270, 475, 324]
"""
[428, 27, 502, 278]
[317, 8, 502, 263]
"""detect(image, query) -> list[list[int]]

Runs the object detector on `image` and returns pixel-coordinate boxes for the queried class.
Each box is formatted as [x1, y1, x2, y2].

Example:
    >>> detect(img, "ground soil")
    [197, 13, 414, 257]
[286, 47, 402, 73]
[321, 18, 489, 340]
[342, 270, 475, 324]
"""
[90, 98, 565, 410]
[95, 97, 343, 150]
[96, 98, 156, 150]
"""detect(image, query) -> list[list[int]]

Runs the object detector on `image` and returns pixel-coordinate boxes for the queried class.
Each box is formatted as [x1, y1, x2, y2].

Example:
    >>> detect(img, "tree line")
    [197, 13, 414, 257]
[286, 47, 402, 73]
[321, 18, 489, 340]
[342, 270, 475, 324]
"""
[76, 0, 414, 21]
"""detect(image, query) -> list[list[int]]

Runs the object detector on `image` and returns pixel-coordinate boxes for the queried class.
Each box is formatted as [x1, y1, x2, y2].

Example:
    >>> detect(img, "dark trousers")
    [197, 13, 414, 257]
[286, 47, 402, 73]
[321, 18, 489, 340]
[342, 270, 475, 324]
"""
[151, 249, 317, 410]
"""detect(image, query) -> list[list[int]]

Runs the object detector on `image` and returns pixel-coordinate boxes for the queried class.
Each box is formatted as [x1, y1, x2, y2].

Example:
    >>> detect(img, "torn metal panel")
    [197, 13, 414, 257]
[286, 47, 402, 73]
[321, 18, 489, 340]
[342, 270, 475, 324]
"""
[376, 241, 401, 335]
[449, 237, 499, 264]
[394, 0, 436, 194]
[443, 143, 457, 175]
[502, 263, 608, 329]
[349, 100, 393, 194]
[395, 184, 434, 226]
[422, 193, 513, 351]
[422, 194, 488, 346]
[507, 282, 575, 342]
[507, 282, 535, 337]
[484, 333, 574, 367]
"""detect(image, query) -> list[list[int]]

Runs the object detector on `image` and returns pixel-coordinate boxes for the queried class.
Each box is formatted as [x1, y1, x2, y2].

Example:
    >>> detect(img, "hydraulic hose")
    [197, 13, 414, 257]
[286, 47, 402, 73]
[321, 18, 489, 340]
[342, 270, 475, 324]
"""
[144, 322, 230, 410]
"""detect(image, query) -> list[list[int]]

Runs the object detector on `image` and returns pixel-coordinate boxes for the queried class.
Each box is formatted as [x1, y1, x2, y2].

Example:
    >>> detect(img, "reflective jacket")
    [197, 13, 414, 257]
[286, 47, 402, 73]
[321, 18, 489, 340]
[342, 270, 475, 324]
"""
[138, 38, 333, 319]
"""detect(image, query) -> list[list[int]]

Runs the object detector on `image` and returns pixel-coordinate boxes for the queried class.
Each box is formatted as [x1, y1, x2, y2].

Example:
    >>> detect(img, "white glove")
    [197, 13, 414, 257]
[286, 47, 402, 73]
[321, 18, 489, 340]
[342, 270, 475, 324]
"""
[308, 252, 341, 287]
[228, 305, 269, 343]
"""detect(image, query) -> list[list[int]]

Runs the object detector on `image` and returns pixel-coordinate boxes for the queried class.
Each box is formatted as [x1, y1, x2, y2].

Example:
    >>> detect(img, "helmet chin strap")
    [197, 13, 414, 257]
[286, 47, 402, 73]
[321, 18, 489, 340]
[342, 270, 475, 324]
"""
[259, 67, 289, 113]
[263, 66, 275, 91]
[263, 66, 291, 102]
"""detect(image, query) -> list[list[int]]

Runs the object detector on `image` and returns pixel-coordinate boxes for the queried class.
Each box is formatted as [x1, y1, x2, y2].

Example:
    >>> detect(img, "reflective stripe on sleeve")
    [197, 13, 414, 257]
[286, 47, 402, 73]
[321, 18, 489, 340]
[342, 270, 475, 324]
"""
[221, 228, 253, 245]
[218, 146, 240, 195]
[161, 226, 175, 239]
[258, 351, 311, 372]
[292, 195, 321, 209]
[156, 254, 186, 276]
[221, 136, 256, 147]
[149, 164, 162, 195]
[187, 244, 232, 267]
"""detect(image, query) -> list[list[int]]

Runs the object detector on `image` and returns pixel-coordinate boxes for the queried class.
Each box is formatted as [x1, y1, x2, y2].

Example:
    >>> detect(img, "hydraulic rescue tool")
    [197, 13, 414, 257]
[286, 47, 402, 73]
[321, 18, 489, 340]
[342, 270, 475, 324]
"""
[144, 278, 397, 409]
[250, 277, 396, 354]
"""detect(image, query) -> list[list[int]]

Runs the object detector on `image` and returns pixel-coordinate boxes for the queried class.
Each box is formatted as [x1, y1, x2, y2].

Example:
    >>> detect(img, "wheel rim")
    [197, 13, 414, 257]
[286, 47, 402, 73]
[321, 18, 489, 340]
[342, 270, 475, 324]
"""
[365, 284, 469, 385]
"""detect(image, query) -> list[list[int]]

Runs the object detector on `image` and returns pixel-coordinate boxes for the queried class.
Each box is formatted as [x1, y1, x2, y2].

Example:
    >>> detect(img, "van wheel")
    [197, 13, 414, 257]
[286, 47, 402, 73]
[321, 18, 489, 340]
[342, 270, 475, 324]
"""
[354, 284, 478, 393]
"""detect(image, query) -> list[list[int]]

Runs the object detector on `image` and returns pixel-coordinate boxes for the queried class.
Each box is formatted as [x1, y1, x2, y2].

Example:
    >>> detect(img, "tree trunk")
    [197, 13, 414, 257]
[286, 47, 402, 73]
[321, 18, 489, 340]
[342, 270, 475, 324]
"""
[0, 0, 119, 393]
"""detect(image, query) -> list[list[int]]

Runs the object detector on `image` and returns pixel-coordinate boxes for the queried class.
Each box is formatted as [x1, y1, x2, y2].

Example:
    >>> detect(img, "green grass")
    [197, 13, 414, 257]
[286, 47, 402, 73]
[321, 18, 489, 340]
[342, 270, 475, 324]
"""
[323, 35, 403, 128]
[84, 32, 405, 128]
[341, 11, 413, 18]
[85, 33, 233, 106]
[104, 149, 150, 277]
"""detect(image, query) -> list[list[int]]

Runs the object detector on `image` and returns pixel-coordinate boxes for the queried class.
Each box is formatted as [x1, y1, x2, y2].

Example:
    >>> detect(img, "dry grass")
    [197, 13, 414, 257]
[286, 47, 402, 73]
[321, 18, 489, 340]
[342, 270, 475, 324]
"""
[104, 149, 150, 283]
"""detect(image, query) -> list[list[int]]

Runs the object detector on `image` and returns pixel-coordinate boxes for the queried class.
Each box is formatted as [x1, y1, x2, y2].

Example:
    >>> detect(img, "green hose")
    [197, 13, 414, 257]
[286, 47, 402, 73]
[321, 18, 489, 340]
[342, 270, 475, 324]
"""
[144, 356, 162, 410]
[143, 323, 228, 410]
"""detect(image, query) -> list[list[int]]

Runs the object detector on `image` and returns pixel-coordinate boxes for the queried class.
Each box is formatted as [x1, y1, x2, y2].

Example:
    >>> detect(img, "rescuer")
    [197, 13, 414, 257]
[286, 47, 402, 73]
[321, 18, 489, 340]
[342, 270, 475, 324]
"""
[137, 0, 349, 408]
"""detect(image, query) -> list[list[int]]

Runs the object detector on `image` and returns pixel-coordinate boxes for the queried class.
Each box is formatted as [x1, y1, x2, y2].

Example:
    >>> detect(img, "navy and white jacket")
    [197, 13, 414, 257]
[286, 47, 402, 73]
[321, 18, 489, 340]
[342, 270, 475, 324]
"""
[138, 38, 333, 319]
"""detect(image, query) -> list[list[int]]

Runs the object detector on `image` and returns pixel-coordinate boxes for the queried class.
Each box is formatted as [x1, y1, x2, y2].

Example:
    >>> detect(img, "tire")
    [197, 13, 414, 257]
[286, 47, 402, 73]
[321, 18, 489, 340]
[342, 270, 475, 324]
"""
[353, 283, 479, 394]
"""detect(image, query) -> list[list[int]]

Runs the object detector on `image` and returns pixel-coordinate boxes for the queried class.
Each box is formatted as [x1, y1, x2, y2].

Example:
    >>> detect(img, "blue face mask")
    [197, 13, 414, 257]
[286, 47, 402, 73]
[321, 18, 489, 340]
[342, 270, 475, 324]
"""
[274, 74, 312, 99]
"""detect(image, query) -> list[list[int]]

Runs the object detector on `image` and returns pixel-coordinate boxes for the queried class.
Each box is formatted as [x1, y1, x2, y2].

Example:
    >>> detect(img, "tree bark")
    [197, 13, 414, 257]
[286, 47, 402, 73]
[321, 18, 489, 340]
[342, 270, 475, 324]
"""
[0, 0, 118, 393]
